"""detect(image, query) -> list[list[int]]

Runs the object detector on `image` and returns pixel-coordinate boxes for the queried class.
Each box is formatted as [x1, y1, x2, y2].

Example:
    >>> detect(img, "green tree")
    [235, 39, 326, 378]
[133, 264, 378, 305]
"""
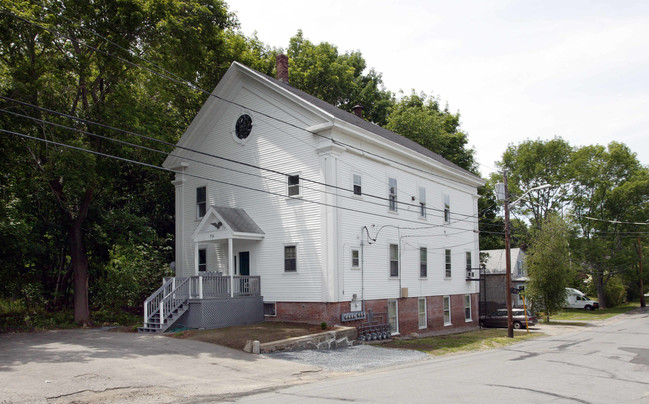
[525, 213, 572, 321]
[385, 91, 476, 172]
[0, 0, 236, 324]
[286, 30, 394, 126]
[569, 142, 649, 308]
[499, 137, 574, 229]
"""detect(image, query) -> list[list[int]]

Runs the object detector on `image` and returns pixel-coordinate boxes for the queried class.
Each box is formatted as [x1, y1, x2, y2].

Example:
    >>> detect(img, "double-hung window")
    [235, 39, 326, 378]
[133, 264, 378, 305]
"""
[443, 296, 451, 325]
[196, 186, 206, 219]
[351, 249, 360, 268]
[284, 245, 297, 272]
[389, 244, 399, 277]
[419, 186, 426, 218]
[420, 247, 427, 277]
[198, 248, 207, 272]
[418, 298, 427, 329]
[466, 251, 472, 271]
[288, 175, 300, 197]
[445, 249, 452, 278]
[353, 174, 362, 196]
[388, 178, 397, 211]
[465, 294, 472, 321]
[443, 194, 450, 223]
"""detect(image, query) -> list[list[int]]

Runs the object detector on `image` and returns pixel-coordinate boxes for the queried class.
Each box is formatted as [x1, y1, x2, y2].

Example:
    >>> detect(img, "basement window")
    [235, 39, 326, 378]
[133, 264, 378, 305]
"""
[264, 302, 276, 316]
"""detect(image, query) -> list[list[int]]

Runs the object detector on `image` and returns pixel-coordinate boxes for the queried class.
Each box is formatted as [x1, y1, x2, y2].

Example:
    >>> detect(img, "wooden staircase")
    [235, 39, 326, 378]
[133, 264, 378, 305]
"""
[138, 277, 190, 333]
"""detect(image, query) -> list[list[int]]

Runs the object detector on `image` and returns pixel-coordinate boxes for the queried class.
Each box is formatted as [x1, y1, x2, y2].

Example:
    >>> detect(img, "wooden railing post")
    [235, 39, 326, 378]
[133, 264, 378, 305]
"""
[144, 301, 148, 324]
[199, 276, 203, 299]
[159, 301, 164, 326]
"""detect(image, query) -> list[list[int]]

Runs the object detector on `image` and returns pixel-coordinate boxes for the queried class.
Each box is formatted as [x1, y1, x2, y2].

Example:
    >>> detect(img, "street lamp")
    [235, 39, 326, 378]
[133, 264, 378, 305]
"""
[496, 174, 550, 338]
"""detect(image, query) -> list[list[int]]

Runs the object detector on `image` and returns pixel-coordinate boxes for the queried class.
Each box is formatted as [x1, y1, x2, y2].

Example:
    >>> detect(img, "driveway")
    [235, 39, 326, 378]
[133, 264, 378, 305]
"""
[0, 329, 325, 403]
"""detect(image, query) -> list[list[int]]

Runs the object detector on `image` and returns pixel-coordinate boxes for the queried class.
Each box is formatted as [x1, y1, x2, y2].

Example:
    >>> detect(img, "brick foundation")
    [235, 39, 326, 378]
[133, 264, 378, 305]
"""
[266, 293, 479, 336]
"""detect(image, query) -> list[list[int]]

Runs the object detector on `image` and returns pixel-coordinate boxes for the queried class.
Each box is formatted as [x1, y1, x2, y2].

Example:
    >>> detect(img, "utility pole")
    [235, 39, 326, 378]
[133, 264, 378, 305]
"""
[640, 238, 646, 308]
[503, 171, 514, 338]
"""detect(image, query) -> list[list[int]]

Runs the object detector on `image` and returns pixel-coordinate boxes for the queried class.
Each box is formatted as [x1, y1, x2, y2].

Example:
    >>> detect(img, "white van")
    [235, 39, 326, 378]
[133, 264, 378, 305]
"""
[565, 288, 599, 310]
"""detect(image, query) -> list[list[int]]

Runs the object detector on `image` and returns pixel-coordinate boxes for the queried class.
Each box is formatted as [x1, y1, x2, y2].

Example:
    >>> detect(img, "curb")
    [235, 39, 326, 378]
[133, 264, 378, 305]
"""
[243, 326, 357, 354]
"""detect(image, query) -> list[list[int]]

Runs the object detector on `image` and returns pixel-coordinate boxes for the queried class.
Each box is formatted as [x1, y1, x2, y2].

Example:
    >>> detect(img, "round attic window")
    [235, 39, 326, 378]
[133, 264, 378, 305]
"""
[235, 114, 253, 140]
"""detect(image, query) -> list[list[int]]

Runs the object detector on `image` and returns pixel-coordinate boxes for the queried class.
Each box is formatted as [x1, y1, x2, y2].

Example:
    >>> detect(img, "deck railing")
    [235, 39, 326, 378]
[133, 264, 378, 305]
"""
[188, 275, 261, 298]
[144, 277, 190, 326]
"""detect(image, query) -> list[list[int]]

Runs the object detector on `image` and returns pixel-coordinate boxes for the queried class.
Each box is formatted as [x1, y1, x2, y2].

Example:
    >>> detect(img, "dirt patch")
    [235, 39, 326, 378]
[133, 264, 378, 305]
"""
[168, 321, 326, 350]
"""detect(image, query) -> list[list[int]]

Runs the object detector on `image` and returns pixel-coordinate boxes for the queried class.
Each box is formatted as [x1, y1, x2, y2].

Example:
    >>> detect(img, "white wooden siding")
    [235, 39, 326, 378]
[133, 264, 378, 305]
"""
[170, 64, 482, 304]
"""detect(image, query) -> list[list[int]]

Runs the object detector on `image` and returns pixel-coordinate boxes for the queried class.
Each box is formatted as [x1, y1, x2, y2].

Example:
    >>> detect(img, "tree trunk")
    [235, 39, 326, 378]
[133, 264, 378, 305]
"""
[596, 273, 607, 309]
[69, 218, 90, 325]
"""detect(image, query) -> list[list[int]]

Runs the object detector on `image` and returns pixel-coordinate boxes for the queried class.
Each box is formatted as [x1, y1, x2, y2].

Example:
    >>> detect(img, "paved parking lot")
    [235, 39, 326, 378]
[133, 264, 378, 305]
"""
[0, 329, 327, 403]
[0, 319, 603, 403]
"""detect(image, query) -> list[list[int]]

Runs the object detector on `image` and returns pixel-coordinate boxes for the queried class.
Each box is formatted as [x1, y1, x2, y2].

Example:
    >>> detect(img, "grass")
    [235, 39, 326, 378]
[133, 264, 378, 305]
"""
[381, 329, 540, 356]
[169, 321, 326, 350]
[547, 301, 640, 322]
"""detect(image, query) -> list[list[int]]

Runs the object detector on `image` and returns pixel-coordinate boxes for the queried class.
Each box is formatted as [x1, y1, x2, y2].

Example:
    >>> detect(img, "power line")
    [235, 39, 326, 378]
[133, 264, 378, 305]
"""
[1, 94, 492, 230]
[0, 6, 482, 191]
[3, 128, 486, 233]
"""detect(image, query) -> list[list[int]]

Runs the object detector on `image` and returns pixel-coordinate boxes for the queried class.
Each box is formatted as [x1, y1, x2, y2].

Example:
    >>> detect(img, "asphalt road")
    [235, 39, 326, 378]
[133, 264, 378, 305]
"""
[1, 309, 647, 403]
[236, 308, 649, 403]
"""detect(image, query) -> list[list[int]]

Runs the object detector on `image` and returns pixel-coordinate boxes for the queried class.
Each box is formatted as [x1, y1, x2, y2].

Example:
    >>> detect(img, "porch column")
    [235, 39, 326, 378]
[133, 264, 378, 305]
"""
[194, 243, 199, 275]
[228, 237, 234, 298]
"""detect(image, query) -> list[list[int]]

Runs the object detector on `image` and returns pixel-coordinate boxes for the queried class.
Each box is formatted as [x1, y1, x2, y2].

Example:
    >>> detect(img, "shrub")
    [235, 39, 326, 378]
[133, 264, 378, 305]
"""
[604, 277, 627, 307]
[93, 238, 173, 318]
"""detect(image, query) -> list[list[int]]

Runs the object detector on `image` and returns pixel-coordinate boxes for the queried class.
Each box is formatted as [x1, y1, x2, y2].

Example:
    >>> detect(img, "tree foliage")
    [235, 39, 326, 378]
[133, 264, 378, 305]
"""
[0, 0, 237, 324]
[496, 138, 649, 308]
[499, 137, 573, 229]
[386, 91, 476, 172]
[286, 30, 394, 126]
[525, 213, 572, 320]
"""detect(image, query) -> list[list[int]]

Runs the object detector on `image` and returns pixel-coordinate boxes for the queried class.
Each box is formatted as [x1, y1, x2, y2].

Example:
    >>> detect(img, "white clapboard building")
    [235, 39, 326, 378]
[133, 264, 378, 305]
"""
[140, 56, 485, 336]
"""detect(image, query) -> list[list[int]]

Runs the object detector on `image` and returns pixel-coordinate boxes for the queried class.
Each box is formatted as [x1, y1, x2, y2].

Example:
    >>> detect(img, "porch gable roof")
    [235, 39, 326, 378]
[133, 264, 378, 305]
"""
[192, 206, 264, 242]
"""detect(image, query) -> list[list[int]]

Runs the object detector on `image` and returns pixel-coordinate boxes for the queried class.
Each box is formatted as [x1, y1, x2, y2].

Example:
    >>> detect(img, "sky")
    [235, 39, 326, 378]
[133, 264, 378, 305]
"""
[228, 0, 649, 176]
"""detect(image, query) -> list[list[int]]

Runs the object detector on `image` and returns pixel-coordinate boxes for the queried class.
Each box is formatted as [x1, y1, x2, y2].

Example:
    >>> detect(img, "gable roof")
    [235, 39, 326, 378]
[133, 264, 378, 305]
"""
[269, 74, 477, 178]
[164, 61, 484, 185]
[481, 248, 525, 274]
[192, 206, 264, 242]
[212, 206, 263, 234]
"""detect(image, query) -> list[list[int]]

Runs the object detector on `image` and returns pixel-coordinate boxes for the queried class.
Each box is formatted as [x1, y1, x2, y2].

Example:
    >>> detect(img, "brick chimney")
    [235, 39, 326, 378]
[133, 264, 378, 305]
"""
[276, 54, 289, 83]
[352, 104, 363, 118]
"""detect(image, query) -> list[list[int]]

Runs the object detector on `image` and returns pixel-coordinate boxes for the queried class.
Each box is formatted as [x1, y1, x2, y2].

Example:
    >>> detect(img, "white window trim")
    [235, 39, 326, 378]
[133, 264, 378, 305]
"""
[418, 186, 427, 219]
[283, 243, 298, 273]
[287, 173, 302, 198]
[352, 173, 362, 197]
[263, 302, 277, 317]
[418, 297, 427, 329]
[351, 247, 360, 269]
[445, 248, 452, 279]
[443, 296, 452, 326]
[388, 242, 399, 278]
[419, 246, 428, 278]
[196, 185, 207, 220]
[443, 193, 451, 224]
[388, 177, 398, 212]
[198, 247, 207, 272]
[388, 299, 399, 335]
[465, 294, 472, 322]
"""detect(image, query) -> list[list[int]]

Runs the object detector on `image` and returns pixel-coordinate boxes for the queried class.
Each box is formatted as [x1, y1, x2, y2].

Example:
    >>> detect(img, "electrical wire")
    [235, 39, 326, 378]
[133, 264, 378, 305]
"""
[2, 127, 487, 232]
[0, 6, 483, 190]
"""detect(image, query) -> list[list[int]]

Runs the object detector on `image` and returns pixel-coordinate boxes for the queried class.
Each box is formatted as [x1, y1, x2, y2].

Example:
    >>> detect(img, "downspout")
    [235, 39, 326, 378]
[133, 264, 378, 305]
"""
[360, 228, 365, 311]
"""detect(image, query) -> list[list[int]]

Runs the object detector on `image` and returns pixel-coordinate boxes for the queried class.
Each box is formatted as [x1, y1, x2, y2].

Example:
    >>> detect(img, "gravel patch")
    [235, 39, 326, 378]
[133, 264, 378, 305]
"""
[265, 344, 429, 372]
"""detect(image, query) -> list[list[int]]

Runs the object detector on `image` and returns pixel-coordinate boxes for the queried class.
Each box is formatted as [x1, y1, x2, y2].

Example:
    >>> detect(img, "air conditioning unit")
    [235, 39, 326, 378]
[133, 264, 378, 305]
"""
[400, 287, 408, 298]
[466, 271, 474, 279]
